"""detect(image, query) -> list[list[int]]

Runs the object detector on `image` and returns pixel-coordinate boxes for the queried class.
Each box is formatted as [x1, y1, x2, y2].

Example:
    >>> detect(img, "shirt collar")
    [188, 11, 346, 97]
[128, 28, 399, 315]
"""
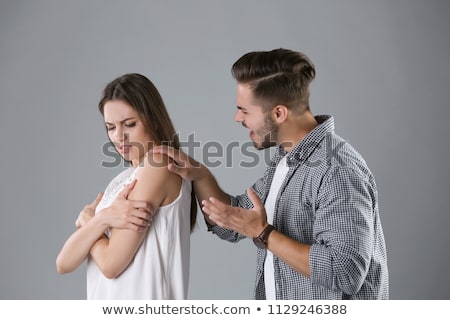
[274, 115, 334, 166]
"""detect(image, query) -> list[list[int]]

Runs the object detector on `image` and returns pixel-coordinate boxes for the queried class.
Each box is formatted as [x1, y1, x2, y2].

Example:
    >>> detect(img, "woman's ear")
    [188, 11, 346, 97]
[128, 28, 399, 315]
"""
[272, 105, 288, 123]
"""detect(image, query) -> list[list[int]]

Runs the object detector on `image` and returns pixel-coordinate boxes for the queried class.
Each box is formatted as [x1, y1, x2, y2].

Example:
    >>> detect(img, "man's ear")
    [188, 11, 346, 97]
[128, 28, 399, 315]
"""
[272, 104, 288, 123]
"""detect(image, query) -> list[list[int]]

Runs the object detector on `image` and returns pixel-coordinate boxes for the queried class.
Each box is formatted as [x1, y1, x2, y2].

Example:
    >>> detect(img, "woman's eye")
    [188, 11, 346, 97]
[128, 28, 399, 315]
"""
[125, 122, 136, 128]
[106, 126, 115, 131]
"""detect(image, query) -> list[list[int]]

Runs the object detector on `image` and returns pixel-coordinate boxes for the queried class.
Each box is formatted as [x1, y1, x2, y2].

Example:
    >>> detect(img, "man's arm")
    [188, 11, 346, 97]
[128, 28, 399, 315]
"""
[152, 145, 230, 225]
[309, 166, 376, 295]
[203, 166, 377, 291]
[202, 187, 312, 277]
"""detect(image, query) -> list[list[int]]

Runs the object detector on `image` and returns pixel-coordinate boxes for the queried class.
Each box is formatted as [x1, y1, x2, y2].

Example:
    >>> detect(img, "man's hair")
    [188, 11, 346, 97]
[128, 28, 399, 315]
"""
[231, 48, 316, 113]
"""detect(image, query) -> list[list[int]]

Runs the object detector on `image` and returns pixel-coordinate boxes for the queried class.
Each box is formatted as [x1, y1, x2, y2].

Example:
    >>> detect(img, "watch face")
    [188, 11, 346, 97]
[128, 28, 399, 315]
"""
[253, 237, 266, 249]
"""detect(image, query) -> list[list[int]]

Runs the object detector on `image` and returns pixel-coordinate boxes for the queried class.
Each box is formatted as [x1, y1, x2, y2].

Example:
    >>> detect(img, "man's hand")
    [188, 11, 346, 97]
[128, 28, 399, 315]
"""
[151, 145, 203, 181]
[97, 179, 155, 232]
[201, 188, 268, 238]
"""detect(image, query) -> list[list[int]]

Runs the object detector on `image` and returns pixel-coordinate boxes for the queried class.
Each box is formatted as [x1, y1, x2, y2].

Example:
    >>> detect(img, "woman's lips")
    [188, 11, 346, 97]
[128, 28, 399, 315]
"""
[118, 144, 131, 154]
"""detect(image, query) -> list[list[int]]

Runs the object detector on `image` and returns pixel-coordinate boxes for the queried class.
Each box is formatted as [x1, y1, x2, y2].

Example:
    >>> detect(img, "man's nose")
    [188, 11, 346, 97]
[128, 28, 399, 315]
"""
[234, 110, 243, 123]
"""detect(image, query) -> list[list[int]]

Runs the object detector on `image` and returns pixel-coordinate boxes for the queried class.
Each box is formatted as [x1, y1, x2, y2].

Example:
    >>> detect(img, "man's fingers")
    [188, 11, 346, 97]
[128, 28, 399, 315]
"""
[153, 145, 195, 168]
[201, 200, 212, 215]
[208, 197, 229, 211]
[201, 198, 220, 214]
[201, 198, 228, 224]
[152, 145, 178, 161]
[167, 162, 186, 174]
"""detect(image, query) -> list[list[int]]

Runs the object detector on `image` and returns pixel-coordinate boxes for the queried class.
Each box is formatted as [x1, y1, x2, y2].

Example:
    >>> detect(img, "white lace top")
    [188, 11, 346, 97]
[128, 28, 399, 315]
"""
[86, 166, 192, 299]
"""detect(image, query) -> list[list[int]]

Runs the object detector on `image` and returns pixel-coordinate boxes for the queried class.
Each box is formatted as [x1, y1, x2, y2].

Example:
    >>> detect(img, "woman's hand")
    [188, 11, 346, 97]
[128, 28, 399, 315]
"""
[75, 192, 103, 228]
[98, 179, 155, 232]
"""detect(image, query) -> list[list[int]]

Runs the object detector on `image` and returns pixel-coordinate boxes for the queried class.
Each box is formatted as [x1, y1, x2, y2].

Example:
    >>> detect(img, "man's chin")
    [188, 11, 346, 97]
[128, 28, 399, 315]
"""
[253, 141, 274, 150]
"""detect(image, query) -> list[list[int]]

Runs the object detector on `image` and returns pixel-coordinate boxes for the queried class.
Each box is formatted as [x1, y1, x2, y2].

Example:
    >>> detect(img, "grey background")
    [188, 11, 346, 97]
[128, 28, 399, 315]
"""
[1, 0, 449, 299]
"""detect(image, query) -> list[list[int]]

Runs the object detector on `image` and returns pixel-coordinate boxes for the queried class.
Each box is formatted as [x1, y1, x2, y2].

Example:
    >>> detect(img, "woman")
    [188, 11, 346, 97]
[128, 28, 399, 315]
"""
[56, 73, 197, 299]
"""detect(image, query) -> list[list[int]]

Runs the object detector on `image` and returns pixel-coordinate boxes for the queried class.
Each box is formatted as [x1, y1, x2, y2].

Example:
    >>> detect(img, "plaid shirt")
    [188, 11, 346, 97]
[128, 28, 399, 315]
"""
[208, 115, 389, 299]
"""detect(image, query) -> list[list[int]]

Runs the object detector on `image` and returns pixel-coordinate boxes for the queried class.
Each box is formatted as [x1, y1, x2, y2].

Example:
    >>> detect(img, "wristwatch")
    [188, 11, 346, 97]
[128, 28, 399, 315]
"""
[253, 224, 275, 249]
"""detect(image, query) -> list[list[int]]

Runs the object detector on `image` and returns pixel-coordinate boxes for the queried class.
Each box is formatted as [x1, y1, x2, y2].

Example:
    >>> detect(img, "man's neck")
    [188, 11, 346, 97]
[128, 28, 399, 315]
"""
[278, 111, 318, 153]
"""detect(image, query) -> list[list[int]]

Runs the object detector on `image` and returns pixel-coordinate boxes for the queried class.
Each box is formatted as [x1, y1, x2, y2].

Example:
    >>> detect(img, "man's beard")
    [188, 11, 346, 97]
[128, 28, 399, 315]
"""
[253, 114, 278, 150]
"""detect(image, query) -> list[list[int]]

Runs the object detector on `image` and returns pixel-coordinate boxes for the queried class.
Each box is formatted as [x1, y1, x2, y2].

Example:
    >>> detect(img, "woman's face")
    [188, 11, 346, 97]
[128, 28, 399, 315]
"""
[103, 99, 152, 167]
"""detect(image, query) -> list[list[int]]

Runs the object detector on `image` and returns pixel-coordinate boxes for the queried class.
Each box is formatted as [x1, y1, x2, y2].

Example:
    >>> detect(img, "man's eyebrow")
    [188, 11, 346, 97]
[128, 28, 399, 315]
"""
[236, 106, 247, 111]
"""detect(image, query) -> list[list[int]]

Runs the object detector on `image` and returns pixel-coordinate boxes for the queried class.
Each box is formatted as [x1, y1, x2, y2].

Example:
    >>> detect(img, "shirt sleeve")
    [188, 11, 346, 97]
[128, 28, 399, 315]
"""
[309, 166, 377, 295]
[207, 175, 268, 243]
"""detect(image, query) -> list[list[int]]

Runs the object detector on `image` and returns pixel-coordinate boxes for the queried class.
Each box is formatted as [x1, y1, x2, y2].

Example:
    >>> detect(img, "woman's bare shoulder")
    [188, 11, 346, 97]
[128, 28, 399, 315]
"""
[132, 152, 181, 205]
[137, 152, 180, 185]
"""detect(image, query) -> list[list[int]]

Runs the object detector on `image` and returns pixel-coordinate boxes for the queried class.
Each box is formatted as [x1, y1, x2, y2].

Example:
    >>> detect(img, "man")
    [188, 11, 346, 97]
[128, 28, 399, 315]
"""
[154, 48, 389, 299]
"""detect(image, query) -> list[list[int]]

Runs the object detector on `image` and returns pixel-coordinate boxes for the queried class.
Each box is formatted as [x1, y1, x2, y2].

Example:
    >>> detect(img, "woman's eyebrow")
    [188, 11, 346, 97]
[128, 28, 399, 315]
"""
[105, 117, 137, 125]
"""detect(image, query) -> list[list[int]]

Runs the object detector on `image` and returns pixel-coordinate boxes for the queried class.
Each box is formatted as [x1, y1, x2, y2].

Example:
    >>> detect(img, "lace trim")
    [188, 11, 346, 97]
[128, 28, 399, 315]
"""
[102, 167, 140, 203]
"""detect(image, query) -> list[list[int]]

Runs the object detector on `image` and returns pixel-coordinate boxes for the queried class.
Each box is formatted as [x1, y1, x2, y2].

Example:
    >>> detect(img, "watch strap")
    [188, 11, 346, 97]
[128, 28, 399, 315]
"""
[256, 224, 274, 247]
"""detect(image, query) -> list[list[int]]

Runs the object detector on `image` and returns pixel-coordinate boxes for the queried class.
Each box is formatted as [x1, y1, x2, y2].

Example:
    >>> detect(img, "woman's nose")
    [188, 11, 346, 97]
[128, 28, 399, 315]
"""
[113, 126, 128, 142]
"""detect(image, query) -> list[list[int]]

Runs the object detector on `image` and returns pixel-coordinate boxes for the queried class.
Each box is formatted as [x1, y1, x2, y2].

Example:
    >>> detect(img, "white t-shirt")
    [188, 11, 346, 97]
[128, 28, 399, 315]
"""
[263, 156, 289, 299]
[86, 166, 192, 299]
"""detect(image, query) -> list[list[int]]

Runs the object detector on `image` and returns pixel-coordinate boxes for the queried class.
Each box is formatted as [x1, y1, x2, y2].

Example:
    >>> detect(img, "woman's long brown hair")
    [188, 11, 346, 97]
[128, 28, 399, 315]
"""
[98, 73, 197, 231]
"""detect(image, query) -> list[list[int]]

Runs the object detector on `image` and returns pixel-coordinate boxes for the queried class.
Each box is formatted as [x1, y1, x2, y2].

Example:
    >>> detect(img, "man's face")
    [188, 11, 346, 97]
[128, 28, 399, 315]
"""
[234, 83, 278, 150]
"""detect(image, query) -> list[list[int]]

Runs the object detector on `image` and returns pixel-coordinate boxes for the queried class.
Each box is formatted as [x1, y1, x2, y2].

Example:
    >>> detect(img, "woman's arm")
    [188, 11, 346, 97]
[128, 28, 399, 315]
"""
[88, 153, 181, 279]
[56, 193, 109, 274]
[56, 180, 153, 274]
